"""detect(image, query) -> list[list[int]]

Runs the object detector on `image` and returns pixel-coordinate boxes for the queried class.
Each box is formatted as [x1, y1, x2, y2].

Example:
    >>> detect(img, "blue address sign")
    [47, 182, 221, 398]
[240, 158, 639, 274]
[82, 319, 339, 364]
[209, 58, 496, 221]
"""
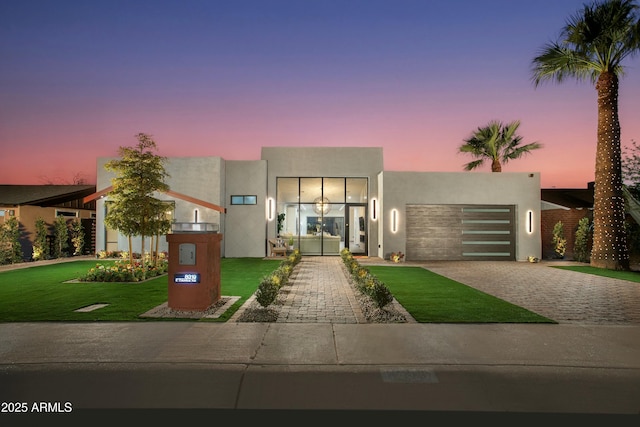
[174, 273, 201, 284]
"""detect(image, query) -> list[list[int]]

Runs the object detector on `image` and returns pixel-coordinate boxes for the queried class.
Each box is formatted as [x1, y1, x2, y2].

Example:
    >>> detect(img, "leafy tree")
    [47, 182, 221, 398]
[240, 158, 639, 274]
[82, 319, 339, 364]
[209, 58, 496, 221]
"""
[53, 215, 69, 258]
[0, 223, 11, 265]
[104, 133, 170, 272]
[459, 120, 542, 172]
[32, 217, 49, 261]
[70, 218, 85, 256]
[0, 216, 23, 264]
[531, 0, 640, 270]
[7, 217, 23, 263]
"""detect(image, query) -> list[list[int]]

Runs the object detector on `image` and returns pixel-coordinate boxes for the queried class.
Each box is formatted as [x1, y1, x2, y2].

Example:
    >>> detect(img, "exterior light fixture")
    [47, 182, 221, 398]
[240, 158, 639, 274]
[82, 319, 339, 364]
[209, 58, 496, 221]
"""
[527, 210, 533, 234]
[267, 197, 275, 221]
[391, 208, 398, 233]
[370, 198, 378, 221]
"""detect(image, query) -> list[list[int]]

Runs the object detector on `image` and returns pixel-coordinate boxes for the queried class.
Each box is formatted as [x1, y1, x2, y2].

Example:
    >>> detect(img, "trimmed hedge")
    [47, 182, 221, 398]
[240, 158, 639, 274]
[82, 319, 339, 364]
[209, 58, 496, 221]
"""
[255, 249, 302, 307]
[340, 248, 393, 308]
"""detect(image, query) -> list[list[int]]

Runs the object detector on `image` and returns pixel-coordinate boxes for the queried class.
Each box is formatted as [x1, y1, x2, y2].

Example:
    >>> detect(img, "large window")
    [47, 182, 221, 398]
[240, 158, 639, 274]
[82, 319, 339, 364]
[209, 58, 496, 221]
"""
[276, 177, 367, 255]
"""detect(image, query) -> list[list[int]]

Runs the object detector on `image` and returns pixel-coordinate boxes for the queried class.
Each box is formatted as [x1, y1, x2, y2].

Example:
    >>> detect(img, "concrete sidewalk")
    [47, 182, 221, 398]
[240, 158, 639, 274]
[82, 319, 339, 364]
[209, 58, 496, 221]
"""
[1, 321, 640, 414]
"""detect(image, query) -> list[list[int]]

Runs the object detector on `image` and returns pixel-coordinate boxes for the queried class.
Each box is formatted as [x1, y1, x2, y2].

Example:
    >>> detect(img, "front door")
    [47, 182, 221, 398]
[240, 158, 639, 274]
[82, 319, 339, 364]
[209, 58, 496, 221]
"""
[346, 205, 367, 255]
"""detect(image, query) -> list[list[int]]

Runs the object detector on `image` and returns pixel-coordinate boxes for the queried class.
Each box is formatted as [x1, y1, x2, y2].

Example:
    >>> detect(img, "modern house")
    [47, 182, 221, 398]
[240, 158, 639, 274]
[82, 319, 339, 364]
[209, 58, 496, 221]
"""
[0, 185, 97, 261]
[89, 147, 541, 262]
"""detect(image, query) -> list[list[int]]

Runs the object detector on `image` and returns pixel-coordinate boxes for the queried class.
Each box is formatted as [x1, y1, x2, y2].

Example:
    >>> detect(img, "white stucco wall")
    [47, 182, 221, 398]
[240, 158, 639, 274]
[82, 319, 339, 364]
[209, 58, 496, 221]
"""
[224, 160, 267, 257]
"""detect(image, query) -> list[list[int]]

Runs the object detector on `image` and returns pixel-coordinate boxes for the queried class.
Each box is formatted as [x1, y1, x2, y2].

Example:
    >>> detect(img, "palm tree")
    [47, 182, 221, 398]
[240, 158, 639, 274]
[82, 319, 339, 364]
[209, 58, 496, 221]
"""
[459, 119, 542, 172]
[531, 0, 640, 270]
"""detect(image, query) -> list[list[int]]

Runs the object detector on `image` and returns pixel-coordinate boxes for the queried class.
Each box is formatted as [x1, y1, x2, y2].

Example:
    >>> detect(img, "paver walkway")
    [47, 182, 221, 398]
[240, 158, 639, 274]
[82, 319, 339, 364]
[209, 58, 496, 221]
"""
[274, 256, 367, 323]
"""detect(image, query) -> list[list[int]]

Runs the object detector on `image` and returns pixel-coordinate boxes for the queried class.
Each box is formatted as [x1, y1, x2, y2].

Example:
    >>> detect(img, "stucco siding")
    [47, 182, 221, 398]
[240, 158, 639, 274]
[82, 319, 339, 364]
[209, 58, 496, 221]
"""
[224, 160, 267, 257]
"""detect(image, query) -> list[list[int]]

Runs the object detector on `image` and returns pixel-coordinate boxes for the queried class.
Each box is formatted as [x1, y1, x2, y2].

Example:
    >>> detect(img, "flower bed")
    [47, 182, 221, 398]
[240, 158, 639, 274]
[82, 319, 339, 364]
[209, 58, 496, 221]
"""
[78, 259, 168, 282]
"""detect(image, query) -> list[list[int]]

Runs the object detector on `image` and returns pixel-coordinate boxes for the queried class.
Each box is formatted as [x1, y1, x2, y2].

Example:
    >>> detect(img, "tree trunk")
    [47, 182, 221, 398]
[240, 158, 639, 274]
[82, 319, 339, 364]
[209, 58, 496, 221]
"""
[140, 234, 146, 281]
[128, 235, 134, 271]
[491, 158, 502, 172]
[154, 233, 160, 267]
[590, 71, 629, 270]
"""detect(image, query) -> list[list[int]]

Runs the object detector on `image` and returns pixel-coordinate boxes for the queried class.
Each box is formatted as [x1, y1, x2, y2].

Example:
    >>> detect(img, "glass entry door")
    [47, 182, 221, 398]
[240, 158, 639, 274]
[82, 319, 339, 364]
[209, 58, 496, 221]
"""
[276, 177, 368, 256]
[346, 205, 367, 255]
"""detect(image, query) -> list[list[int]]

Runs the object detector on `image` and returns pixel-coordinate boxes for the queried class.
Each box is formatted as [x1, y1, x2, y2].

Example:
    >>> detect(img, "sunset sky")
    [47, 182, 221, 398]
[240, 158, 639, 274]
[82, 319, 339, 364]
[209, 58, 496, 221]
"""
[2, 0, 640, 189]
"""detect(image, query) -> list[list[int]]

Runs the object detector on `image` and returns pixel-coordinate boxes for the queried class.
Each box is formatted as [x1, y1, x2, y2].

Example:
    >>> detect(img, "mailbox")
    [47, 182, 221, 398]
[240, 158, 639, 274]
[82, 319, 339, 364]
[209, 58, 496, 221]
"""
[166, 223, 222, 311]
[179, 243, 196, 265]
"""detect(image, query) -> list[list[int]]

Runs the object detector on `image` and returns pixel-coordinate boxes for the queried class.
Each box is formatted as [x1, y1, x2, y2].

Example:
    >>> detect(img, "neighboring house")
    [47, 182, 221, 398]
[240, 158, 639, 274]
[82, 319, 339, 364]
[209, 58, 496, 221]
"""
[88, 147, 542, 262]
[0, 185, 97, 261]
[540, 182, 594, 260]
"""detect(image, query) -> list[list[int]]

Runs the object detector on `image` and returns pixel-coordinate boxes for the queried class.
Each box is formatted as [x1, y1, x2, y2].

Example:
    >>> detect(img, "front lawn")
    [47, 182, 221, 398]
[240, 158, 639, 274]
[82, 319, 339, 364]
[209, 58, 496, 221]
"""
[0, 258, 555, 323]
[551, 265, 640, 282]
[0, 258, 281, 322]
[367, 266, 555, 323]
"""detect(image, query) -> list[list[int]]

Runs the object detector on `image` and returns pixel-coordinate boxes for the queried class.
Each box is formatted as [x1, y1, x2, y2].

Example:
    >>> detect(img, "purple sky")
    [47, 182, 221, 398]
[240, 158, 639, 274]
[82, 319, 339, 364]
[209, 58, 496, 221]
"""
[2, 0, 640, 188]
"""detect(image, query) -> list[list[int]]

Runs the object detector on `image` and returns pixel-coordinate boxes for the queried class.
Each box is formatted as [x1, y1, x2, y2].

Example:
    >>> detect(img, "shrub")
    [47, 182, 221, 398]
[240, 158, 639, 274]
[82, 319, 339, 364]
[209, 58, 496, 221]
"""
[255, 249, 302, 308]
[573, 217, 591, 263]
[70, 218, 85, 256]
[255, 276, 280, 307]
[33, 217, 49, 261]
[53, 215, 69, 259]
[366, 277, 394, 309]
[0, 216, 22, 264]
[78, 259, 168, 282]
[340, 248, 394, 309]
[552, 221, 567, 259]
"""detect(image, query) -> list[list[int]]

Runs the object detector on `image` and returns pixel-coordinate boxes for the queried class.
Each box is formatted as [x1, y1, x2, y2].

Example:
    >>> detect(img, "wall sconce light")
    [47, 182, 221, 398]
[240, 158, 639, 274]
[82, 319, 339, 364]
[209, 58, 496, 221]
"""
[527, 210, 533, 234]
[194, 209, 199, 223]
[267, 197, 275, 221]
[391, 208, 398, 233]
[370, 198, 378, 221]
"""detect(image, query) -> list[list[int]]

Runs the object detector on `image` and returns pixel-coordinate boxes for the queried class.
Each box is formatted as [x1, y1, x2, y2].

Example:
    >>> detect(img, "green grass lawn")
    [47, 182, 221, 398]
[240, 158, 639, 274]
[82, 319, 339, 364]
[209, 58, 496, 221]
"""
[367, 266, 555, 323]
[551, 265, 640, 282]
[0, 258, 281, 322]
[0, 258, 555, 323]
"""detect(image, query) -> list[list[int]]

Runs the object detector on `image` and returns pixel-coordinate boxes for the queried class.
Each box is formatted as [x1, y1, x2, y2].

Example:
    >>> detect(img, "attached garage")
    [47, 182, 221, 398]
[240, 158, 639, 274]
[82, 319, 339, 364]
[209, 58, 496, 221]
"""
[405, 204, 516, 261]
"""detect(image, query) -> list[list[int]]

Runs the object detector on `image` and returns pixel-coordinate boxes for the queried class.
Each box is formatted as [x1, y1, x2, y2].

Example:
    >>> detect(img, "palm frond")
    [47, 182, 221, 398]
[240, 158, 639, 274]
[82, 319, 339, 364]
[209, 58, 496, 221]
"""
[462, 159, 484, 171]
[458, 119, 541, 171]
[532, 0, 640, 86]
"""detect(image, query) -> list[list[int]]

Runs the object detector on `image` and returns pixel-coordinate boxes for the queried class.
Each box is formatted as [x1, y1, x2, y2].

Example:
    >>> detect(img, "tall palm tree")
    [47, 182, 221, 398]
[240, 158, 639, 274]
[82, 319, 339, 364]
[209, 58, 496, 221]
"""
[531, 0, 640, 270]
[459, 119, 542, 172]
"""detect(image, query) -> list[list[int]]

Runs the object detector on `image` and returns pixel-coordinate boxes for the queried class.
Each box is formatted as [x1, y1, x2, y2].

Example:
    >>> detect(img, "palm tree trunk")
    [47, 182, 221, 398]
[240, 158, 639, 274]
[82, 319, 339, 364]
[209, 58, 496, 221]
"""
[491, 158, 502, 172]
[590, 71, 629, 270]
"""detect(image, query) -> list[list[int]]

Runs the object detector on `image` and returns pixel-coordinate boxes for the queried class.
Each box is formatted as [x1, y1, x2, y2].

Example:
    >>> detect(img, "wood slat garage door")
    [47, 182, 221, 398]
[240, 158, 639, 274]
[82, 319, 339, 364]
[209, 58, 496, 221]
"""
[406, 204, 515, 261]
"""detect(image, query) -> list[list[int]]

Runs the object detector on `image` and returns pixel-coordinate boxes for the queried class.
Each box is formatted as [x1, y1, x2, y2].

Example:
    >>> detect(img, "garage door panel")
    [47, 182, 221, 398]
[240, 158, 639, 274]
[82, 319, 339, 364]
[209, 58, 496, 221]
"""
[406, 204, 515, 261]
